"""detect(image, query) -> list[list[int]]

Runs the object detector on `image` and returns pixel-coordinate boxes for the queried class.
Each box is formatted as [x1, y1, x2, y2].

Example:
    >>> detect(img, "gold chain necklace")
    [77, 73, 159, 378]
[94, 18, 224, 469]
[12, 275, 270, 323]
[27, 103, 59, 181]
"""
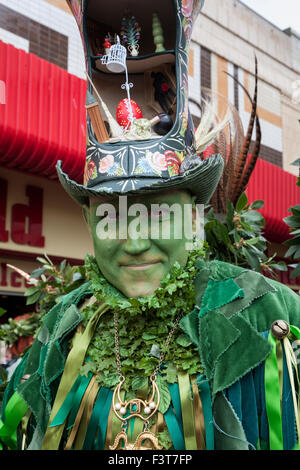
[109, 310, 184, 450]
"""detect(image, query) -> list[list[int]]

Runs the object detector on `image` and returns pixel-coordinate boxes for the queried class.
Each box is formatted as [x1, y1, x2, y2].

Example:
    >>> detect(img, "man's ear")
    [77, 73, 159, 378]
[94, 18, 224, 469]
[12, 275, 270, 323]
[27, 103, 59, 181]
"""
[191, 196, 197, 236]
[82, 204, 90, 226]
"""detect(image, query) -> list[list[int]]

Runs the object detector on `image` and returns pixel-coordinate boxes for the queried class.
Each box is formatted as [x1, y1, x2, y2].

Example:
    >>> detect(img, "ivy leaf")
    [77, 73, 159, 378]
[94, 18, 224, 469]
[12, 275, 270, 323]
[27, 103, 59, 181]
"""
[100, 371, 119, 389]
[165, 363, 177, 384]
[156, 375, 171, 414]
[142, 332, 157, 341]
[79, 360, 97, 377]
[157, 429, 173, 450]
[131, 376, 147, 391]
[176, 334, 192, 348]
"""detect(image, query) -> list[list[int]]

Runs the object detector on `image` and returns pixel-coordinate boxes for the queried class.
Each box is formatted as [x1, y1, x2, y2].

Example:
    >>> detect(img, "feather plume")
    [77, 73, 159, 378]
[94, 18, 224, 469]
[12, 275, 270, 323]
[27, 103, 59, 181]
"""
[238, 116, 261, 196]
[229, 59, 258, 204]
[225, 57, 261, 204]
[194, 94, 231, 154]
[194, 58, 261, 214]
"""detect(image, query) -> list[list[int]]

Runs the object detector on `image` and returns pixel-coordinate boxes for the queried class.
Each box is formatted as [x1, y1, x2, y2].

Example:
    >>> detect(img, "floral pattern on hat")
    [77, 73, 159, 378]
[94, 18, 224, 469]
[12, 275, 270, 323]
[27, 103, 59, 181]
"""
[99, 155, 125, 176]
[134, 151, 169, 176]
[182, 0, 194, 17]
[134, 150, 184, 178]
[164, 150, 184, 177]
[84, 159, 97, 184]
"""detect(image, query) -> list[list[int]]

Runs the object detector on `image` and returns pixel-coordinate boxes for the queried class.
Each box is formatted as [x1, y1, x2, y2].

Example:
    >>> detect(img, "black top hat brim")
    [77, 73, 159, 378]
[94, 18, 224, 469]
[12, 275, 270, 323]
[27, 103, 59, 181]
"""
[56, 153, 224, 206]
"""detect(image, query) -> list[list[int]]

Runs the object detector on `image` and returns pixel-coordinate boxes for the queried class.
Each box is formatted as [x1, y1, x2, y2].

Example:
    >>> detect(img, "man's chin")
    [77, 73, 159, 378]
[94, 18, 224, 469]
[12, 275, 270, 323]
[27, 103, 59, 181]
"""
[117, 278, 162, 299]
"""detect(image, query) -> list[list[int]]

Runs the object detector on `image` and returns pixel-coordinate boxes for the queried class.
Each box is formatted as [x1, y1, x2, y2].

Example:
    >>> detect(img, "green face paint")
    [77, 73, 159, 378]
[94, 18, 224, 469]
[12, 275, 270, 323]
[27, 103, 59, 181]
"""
[86, 190, 196, 298]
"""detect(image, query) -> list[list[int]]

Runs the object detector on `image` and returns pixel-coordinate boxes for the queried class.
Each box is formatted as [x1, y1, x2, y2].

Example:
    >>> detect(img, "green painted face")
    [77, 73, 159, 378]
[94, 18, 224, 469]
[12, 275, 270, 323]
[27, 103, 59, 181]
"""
[85, 190, 196, 298]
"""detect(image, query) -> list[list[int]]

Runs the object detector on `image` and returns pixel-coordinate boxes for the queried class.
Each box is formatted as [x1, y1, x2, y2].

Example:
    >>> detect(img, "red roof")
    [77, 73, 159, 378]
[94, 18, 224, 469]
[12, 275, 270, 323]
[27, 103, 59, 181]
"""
[246, 158, 300, 243]
[0, 40, 87, 181]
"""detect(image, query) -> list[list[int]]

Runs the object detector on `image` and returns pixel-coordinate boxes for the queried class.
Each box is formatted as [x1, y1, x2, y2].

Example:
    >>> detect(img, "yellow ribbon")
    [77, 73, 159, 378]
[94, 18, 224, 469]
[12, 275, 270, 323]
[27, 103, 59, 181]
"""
[191, 375, 205, 450]
[42, 302, 110, 450]
[178, 371, 197, 450]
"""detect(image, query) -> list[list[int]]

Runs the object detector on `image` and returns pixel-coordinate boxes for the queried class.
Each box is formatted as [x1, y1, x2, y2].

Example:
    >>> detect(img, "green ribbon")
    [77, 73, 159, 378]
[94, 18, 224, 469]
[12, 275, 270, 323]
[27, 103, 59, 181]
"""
[0, 392, 28, 450]
[168, 383, 183, 430]
[196, 375, 214, 450]
[290, 324, 300, 339]
[42, 302, 110, 450]
[66, 374, 93, 430]
[164, 405, 185, 450]
[264, 331, 284, 450]
[178, 372, 197, 450]
[96, 388, 113, 450]
[48, 375, 83, 428]
[83, 387, 111, 450]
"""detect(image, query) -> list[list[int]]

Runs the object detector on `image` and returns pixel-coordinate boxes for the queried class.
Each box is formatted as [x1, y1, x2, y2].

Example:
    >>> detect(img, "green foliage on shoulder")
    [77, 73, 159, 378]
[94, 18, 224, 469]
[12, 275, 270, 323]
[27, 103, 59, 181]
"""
[204, 193, 287, 278]
[284, 204, 300, 279]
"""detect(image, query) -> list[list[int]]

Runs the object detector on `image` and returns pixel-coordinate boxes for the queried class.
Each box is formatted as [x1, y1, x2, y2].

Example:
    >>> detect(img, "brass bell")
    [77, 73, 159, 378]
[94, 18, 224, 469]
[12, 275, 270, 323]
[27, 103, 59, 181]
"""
[270, 320, 290, 339]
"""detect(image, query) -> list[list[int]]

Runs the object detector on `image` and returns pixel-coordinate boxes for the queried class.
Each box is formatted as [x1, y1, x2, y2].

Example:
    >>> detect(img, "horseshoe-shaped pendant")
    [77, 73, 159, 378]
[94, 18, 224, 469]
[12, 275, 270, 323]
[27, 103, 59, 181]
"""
[109, 431, 163, 450]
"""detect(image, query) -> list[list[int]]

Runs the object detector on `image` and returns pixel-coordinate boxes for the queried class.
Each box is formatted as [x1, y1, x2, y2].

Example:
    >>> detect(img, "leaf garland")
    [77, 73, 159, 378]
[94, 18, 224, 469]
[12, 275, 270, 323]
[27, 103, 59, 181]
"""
[80, 250, 204, 394]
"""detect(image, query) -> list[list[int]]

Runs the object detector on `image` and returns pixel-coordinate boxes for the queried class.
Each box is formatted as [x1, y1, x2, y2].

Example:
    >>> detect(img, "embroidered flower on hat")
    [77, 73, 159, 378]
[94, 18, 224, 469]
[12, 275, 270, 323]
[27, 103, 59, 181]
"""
[99, 155, 115, 174]
[164, 150, 184, 177]
[182, 0, 194, 18]
[134, 151, 169, 176]
[99, 154, 125, 176]
[147, 151, 168, 175]
[84, 160, 97, 184]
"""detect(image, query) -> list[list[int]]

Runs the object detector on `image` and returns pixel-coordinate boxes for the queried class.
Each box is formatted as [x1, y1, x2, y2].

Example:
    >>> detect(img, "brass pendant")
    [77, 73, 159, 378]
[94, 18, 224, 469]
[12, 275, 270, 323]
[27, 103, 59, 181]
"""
[111, 376, 160, 423]
[109, 431, 163, 450]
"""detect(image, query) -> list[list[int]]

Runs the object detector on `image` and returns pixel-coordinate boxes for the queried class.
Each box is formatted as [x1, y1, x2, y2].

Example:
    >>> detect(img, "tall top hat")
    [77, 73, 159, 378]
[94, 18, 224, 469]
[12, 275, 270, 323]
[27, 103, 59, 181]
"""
[57, 0, 224, 206]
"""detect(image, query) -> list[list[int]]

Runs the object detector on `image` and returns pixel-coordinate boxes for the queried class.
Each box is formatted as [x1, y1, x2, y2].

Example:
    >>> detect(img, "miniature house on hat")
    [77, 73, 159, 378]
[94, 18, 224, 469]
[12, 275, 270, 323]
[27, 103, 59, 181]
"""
[58, 0, 225, 206]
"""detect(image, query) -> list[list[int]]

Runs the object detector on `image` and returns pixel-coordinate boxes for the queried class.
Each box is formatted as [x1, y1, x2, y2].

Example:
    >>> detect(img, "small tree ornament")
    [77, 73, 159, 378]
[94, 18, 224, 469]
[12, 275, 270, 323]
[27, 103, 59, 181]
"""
[152, 12, 165, 53]
[120, 12, 141, 57]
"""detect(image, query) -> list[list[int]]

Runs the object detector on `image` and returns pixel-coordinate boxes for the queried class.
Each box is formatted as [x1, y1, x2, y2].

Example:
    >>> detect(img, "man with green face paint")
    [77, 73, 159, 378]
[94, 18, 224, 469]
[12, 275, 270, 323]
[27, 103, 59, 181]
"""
[2, 0, 300, 452]
[85, 191, 196, 298]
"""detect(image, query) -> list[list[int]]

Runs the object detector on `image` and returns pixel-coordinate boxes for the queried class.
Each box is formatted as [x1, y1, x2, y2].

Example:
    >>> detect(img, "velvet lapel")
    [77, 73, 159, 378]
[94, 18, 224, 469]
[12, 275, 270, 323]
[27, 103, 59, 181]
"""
[180, 261, 275, 395]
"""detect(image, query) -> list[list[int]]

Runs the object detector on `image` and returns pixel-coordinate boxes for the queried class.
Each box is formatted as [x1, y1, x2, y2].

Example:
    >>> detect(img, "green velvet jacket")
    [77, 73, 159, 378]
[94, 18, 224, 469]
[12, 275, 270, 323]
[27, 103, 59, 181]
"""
[2, 259, 300, 450]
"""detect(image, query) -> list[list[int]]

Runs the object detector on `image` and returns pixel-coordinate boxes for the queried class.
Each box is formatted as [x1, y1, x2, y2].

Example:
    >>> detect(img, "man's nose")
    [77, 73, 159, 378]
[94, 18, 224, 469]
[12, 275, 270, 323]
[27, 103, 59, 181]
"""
[122, 236, 151, 255]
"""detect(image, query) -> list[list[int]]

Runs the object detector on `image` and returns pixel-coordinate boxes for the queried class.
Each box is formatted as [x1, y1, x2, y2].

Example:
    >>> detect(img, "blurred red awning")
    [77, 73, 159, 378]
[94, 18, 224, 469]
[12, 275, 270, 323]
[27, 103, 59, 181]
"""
[0, 40, 87, 182]
[246, 158, 300, 243]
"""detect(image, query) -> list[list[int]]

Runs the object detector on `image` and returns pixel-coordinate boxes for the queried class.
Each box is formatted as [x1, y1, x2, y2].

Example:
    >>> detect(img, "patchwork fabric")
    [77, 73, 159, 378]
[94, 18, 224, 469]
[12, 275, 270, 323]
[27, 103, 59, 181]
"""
[1, 260, 300, 450]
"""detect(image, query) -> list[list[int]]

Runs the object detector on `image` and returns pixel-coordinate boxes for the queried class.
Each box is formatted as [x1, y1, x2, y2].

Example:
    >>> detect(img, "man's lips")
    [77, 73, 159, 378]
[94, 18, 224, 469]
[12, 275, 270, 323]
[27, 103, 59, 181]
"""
[119, 261, 162, 270]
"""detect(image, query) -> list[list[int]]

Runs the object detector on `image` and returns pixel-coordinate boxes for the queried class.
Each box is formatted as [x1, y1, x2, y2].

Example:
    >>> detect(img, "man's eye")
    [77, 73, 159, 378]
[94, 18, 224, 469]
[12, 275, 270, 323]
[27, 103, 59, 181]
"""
[108, 212, 120, 220]
[99, 211, 119, 220]
[151, 209, 170, 219]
